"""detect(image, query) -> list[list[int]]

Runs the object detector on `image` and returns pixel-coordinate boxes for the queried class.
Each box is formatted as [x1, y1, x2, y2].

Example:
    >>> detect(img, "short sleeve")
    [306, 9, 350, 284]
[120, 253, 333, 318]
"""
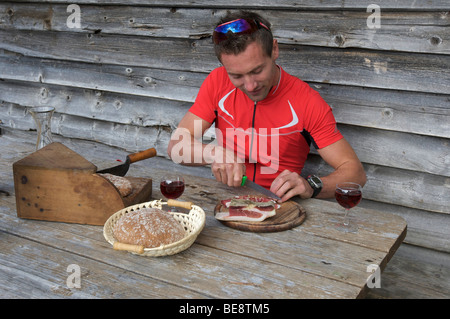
[188, 70, 219, 124]
[304, 91, 343, 149]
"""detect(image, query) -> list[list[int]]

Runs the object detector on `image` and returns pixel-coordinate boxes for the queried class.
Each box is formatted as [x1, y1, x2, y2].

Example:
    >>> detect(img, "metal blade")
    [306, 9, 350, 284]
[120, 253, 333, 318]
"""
[97, 157, 130, 176]
[97, 147, 157, 176]
[243, 177, 281, 201]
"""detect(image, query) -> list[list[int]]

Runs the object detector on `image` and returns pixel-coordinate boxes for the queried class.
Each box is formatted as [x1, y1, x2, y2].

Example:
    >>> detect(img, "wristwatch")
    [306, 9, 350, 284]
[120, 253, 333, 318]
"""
[307, 175, 323, 198]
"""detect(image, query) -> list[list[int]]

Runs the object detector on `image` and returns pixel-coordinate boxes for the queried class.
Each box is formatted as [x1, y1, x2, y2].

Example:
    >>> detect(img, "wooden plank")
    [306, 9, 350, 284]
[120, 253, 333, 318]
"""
[296, 199, 407, 255]
[2, 54, 449, 138]
[0, 79, 191, 128]
[269, 10, 450, 54]
[2, 29, 449, 94]
[366, 244, 450, 299]
[0, 29, 216, 72]
[336, 124, 450, 178]
[360, 199, 450, 254]
[1, 102, 172, 154]
[0, 54, 204, 103]
[0, 232, 206, 298]
[1, 4, 449, 54]
[198, 219, 388, 288]
[9, 0, 450, 10]
[279, 44, 450, 95]
[315, 83, 450, 139]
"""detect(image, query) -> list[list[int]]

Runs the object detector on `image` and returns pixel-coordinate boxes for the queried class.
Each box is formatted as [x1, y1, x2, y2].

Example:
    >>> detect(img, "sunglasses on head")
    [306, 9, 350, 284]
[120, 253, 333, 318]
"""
[212, 18, 270, 45]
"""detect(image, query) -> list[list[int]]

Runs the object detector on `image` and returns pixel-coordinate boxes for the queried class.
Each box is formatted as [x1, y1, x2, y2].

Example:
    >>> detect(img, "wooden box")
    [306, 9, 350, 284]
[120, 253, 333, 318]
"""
[12, 142, 152, 225]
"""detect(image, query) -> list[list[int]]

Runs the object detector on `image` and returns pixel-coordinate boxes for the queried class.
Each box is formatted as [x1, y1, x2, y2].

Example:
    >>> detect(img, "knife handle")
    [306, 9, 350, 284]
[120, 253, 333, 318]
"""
[167, 199, 193, 210]
[127, 148, 157, 163]
[113, 242, 145, 254]
[241, 175, 248, 186]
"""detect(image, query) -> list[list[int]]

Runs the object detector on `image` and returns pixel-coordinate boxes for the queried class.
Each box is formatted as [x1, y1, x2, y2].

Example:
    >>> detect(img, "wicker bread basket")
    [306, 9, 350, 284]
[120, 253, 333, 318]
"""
[103, 199, 206, 256]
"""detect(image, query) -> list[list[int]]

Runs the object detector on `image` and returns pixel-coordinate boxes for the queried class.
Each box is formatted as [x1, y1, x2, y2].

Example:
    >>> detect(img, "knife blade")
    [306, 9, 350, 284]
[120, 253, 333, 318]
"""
[241, 176, 281, 201]
[97, 147, 157, 176]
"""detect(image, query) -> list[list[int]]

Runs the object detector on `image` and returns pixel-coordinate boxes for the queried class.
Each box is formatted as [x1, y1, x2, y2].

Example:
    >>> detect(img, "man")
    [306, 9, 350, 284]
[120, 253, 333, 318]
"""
[168, 11, 366, 202]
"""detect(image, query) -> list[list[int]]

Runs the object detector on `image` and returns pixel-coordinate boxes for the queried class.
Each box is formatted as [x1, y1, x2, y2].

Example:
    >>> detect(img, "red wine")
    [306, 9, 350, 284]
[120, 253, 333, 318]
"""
[160, 180, 185, 199]
[335, 188, 362, 209]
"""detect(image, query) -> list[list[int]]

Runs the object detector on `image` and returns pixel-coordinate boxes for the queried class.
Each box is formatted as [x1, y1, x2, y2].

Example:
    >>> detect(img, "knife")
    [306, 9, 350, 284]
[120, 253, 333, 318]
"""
[241, 176, 281, 201]
[97, 147, 157, 176]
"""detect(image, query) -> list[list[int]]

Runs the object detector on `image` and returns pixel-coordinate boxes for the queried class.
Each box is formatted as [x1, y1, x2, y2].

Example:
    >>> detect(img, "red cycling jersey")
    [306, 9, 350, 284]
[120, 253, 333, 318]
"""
[189, 66, 343, 189]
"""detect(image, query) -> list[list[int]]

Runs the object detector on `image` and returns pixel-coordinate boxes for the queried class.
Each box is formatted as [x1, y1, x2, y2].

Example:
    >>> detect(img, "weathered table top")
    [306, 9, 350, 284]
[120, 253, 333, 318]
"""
[0, 130, 407, 299]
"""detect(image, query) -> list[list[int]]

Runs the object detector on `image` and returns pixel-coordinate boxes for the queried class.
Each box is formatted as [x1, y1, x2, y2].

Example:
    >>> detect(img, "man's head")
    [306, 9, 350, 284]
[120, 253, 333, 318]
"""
[212, 11, 280, 102]
[213, 11, 273, 60]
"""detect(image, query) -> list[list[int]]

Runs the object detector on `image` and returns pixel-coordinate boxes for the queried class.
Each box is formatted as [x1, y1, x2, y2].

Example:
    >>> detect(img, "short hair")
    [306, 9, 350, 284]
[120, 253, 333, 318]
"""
[213, 11, 273, 61]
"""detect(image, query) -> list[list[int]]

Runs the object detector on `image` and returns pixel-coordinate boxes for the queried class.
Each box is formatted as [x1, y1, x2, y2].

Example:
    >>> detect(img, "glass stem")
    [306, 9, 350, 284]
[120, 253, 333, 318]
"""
[343, 209, 350, 226]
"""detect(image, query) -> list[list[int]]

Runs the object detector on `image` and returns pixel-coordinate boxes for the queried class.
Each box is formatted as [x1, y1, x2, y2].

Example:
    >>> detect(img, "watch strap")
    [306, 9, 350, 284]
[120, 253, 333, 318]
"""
[311, 186, 321, 198]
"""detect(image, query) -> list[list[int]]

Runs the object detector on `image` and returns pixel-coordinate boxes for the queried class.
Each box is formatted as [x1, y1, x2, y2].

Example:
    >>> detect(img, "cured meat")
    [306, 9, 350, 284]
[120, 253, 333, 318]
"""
[215, 195, 280, 222]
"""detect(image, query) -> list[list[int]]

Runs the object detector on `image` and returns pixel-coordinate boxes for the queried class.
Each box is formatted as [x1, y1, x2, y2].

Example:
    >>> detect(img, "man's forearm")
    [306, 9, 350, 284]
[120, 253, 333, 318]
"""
[316, 160, 366, 198]
[168, 132, 214, 166]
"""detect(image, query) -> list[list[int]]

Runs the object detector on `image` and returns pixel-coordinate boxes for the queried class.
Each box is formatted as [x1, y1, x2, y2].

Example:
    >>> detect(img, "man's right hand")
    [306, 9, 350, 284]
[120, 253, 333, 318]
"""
[211, 146, 246, 187]
[166, 112, 246, 188]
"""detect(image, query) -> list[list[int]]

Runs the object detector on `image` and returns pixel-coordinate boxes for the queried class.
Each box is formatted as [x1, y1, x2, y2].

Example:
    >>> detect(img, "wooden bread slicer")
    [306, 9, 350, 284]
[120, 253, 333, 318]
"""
[12, 142, 153, 225]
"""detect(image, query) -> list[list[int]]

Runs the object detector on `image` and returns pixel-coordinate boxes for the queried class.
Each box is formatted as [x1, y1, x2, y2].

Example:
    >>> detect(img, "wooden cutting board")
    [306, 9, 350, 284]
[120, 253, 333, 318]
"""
[214, 200, 306, 233]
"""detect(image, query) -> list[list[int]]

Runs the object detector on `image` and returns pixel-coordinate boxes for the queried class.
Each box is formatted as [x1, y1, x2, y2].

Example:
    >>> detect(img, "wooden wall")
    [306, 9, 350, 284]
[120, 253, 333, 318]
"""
[1, 1, 449, 265]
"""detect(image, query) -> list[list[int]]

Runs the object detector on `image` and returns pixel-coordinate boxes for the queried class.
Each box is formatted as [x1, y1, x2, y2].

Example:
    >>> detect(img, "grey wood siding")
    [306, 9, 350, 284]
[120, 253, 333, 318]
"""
[1, 1, 449, 279]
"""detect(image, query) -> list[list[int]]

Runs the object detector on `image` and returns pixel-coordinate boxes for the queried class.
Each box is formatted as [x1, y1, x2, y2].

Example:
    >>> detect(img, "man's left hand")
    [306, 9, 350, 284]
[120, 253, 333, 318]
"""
[269, 169, 313, 202]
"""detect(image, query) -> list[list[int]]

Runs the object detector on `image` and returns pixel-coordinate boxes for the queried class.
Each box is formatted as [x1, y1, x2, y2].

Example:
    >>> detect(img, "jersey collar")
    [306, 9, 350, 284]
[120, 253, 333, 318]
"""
[260, 65, 283, 103]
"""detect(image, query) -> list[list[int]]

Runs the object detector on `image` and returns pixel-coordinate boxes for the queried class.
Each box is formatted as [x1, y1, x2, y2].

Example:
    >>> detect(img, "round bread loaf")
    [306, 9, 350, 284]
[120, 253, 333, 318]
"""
[100, 173, 132, 197]
[113, 208, 186, 248]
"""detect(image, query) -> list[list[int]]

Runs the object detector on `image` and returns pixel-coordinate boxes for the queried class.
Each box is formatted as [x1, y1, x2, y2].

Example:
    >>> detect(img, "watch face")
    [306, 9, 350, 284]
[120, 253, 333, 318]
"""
[309, 176, 322, 188]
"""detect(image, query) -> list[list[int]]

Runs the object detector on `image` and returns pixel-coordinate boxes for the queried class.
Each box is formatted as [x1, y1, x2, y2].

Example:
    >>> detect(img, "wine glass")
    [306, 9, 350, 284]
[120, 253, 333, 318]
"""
[160, 175, 185, 212]
[335, 182, 362, 233]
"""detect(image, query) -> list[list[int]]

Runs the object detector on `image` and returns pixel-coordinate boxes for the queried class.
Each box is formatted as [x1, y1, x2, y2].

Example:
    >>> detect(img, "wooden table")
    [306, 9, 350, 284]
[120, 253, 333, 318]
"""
[0, 130, 407, 300]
